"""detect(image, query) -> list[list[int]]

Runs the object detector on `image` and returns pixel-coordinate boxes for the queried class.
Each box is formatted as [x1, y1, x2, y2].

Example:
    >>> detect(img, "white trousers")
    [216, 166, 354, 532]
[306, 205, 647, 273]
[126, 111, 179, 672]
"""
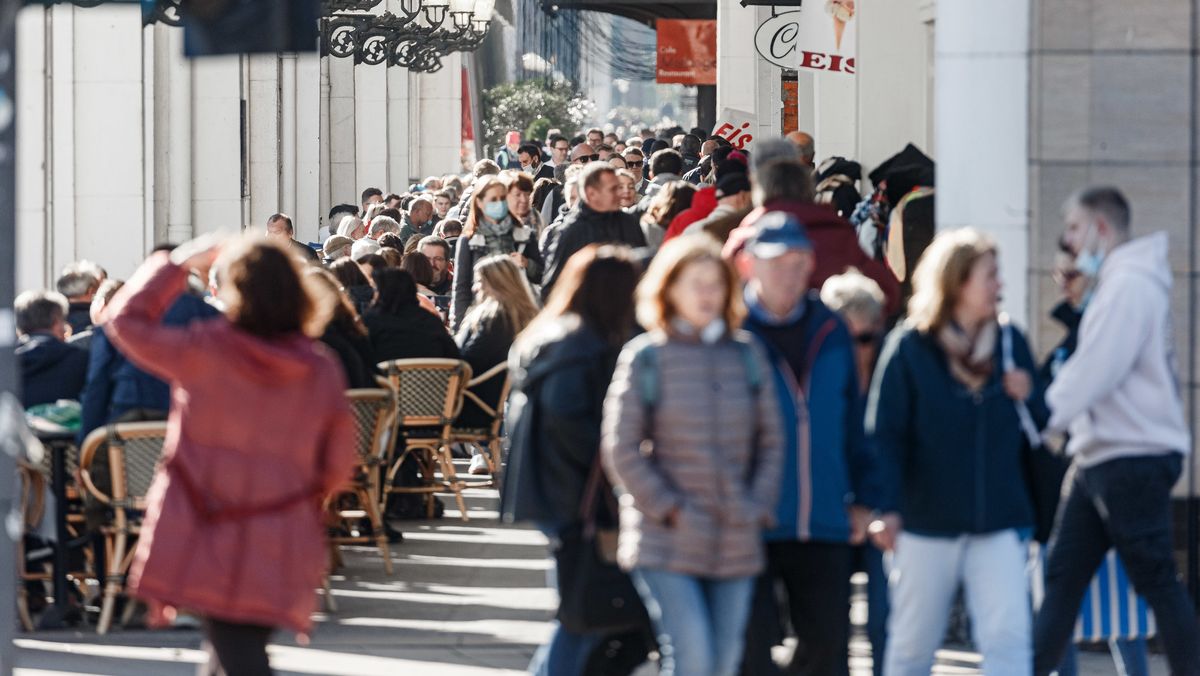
[884, 529, 1031, 676]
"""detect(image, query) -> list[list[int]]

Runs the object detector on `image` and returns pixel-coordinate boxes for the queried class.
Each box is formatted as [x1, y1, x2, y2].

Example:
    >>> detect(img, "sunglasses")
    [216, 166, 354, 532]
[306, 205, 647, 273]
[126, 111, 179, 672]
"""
[575, 154, 600, 163]
[1053, 269, 1083, 284]
[627, 160, 644, 168]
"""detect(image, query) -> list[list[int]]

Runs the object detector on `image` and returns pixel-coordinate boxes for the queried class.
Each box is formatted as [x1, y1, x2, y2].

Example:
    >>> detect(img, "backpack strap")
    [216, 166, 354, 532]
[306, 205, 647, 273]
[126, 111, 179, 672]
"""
[734, 339, 762, 396]
[999, 315, 1042, 447]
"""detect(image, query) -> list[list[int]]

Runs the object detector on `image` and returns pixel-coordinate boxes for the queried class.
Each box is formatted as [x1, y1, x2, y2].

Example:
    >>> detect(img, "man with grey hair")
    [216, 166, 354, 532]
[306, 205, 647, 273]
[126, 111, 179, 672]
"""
[540, 163, 646, 300]
[1033, 186, 1200, 675]
[56, 260, 105, 335]
[787, 131, 816, 168]
[368, 215, 402, 241]
[15, 289, 88, 406]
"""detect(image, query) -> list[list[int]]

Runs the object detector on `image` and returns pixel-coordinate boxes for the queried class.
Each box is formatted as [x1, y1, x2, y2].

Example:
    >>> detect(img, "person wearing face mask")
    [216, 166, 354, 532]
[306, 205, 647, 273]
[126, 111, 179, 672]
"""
[1033, 187, 1200, 676]
[518, 143, 555, 181]
[450, 176, 543, 331]
[734, 214, 883, 676]
[602, 236, 783, 676]
[866, 228, 1043, 676]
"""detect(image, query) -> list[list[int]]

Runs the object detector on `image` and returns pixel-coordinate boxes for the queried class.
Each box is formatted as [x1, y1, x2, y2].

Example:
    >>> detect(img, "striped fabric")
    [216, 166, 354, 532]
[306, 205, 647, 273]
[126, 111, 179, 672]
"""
[1031, 546, 1156, 641]
[1074, 551, 1156, 641]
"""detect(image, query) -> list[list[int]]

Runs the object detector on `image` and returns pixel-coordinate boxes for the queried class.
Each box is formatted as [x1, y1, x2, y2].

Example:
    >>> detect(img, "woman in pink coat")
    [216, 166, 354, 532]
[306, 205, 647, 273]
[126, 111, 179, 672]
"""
[104, 235, 358, 675]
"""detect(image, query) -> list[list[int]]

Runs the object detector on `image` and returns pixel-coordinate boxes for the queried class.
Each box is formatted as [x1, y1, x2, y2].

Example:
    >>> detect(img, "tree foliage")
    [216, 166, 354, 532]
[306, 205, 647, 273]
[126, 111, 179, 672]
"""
[482, 80, 593, 153]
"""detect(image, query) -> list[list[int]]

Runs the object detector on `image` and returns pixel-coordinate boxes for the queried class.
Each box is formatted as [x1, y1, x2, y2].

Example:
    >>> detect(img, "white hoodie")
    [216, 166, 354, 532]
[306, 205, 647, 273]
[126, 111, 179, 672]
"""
[1046, 232, 1191, 467]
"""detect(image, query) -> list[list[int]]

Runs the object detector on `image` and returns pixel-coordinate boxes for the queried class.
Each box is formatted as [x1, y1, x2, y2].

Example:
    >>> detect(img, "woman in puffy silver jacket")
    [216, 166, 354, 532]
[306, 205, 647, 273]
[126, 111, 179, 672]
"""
[601, 235, 783, 676]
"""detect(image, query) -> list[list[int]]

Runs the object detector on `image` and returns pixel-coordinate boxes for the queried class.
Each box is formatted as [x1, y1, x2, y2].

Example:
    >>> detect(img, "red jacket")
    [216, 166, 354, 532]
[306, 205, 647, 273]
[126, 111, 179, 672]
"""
[724, 200, 901, 317]
[663, 185, 718, 243]
[104, 254, 357, 636]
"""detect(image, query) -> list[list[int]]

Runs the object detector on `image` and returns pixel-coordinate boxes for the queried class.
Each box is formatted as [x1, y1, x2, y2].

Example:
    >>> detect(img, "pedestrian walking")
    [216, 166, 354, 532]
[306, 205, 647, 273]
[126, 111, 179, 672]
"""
[734, 213, 882, 676]
[867, 227, 1043, 676]
[1033, 186, 1200, 676]
[500, 245, 645, 676]
[103, 235, 358, 676]
[601, 236, 784, 676]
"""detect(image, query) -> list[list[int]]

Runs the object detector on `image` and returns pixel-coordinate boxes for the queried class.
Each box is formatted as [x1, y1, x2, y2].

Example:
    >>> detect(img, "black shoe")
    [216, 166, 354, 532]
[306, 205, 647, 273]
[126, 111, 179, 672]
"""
[384, 523, 405, 544]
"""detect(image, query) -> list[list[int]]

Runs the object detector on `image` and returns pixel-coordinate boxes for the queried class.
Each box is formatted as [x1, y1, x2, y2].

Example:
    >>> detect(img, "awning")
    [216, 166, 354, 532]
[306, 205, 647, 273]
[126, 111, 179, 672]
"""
[540, 0, 715, 24]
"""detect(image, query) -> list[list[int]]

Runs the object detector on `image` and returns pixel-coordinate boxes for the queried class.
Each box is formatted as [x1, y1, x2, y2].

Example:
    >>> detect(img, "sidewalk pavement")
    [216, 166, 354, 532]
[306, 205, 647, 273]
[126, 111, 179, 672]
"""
[13, 486, 1166, 675]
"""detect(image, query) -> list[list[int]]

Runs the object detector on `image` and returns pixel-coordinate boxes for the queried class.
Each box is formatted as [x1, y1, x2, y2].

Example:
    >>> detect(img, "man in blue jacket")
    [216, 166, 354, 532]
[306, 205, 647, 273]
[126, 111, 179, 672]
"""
[734, 212, 882, 676]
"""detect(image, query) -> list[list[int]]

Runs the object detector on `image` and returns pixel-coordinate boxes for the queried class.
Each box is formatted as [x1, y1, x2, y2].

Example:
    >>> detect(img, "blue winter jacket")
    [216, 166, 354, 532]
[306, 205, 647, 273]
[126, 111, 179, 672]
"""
[78, 293, 219, 442]
[866, 323, 1048, 536]
[743, 289, 882, 543]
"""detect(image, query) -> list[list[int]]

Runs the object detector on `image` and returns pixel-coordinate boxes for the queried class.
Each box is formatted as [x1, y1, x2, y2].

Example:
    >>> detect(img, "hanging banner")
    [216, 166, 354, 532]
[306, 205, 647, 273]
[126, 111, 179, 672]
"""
[657, 19, 718, 85]
[712, 108, 757, 151]
[754, 2, 857, 76]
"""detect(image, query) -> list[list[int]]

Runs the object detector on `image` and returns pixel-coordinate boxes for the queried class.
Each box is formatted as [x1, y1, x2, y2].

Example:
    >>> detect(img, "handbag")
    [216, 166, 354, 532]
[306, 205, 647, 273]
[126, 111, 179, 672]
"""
[1000, 321, 1067, 544]
[554, 460, 649, 634]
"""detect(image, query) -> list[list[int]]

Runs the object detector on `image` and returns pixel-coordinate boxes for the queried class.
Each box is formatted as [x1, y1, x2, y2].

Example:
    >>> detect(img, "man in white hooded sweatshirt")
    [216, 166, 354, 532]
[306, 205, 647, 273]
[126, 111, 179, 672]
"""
[1033, 186, 1200, 676]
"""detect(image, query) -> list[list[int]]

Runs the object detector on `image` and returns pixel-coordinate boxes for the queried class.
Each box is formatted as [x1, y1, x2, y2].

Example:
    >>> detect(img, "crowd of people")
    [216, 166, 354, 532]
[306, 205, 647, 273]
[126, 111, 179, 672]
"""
[11, 123, 1199, 676]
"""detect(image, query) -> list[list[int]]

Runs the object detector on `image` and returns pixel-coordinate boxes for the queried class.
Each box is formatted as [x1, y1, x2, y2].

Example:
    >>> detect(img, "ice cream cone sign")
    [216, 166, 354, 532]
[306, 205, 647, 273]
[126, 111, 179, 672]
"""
[826, 0, 855, 50]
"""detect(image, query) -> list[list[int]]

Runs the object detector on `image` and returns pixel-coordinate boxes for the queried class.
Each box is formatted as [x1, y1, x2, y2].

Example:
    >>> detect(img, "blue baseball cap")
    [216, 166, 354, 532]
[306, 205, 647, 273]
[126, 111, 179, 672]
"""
[746, 211, 812, 259]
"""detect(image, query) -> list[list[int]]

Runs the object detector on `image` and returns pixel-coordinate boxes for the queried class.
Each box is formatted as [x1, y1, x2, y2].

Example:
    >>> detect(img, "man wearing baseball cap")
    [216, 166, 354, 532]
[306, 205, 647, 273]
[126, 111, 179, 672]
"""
[735, 211, 883, 676]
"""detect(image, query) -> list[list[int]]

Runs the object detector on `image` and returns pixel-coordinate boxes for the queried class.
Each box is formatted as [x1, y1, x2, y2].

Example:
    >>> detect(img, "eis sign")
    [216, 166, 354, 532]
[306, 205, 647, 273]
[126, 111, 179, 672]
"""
[754, 2, 857, 75]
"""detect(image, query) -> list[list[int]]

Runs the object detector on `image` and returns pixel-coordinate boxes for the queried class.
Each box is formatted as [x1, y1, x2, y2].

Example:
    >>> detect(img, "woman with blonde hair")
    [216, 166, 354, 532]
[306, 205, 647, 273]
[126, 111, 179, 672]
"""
[866, 227, 1045, 676]
[451, 175, 543, 330]
[103, 235, 357, 675]
[456, 254, 539, 474]
[601, 236, 783, 676]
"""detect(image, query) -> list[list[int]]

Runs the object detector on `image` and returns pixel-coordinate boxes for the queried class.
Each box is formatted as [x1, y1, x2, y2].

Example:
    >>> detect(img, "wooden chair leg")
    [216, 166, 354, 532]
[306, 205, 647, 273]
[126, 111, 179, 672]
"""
[362, 489, 393, 575]
[437, 447, 469, 522]
[97, 532, 124, 635]
[322, 576, 337, 613]
[17, 584, 34, 632]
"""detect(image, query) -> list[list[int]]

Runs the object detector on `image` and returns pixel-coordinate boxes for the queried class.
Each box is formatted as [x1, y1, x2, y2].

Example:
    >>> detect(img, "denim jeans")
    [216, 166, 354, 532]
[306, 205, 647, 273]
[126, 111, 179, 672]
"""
[528, 621, 603, 676]
[854, 543, 889, 676]
[1033, 453, 1200, 676]
[884, 529, 1031, 676]
[631, 569, 755, 676]
[1055, 637, 1149, 676]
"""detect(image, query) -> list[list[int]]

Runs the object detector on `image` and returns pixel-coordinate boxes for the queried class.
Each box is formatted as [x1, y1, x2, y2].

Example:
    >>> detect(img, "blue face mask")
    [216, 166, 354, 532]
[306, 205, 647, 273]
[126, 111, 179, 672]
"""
[483, 201, 509, 221]
[1074, 222, 1106, 279]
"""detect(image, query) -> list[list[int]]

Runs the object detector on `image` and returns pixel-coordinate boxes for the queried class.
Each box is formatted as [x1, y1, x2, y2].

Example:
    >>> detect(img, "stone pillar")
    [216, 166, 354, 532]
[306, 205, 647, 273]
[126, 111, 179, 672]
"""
[934, 0, 1031, 327]
[416, 51, 463, 179]
[190, 55, 243, 235]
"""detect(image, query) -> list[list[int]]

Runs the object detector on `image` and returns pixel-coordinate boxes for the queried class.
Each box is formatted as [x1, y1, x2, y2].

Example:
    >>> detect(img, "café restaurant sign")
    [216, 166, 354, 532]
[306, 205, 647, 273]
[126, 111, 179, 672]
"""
[754, 2, 857, 75]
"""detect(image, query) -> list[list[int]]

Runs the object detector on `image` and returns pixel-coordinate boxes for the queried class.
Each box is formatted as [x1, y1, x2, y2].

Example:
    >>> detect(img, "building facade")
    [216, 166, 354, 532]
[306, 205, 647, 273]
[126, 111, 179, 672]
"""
[15, 2, 465, 290]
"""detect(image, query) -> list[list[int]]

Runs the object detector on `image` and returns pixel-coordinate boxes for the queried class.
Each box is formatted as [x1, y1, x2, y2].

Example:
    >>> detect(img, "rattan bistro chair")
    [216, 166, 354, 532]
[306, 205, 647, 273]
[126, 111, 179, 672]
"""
[378, 358, 472, 521]
[328, 389, 396, 574]
[78, 422, 169, 634]
[449, 363, 512, 486]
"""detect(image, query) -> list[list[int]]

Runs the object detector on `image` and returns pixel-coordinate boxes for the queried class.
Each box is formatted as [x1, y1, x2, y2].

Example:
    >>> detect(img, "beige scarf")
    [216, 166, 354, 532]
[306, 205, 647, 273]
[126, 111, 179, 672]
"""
[936, 319, 998, 392]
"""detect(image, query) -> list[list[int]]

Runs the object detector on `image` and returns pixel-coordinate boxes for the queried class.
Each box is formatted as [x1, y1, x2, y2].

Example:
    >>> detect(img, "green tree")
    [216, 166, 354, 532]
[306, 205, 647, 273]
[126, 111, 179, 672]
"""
[483, 80, 593, 155]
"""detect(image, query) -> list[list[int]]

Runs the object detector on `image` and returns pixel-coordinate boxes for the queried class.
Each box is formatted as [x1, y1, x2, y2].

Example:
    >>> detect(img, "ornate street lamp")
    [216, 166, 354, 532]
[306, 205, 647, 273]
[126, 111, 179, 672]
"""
[320, 0, 494, 73]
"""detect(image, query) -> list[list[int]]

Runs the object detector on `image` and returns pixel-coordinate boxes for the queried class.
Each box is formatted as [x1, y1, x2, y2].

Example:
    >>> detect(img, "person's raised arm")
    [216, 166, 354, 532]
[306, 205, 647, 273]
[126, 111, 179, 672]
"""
[103, 238, 221, 385]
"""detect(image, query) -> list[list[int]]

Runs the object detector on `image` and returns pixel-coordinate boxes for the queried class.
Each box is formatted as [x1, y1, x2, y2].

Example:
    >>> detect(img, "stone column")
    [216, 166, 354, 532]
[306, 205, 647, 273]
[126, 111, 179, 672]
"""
[934, 0, 1031, 326]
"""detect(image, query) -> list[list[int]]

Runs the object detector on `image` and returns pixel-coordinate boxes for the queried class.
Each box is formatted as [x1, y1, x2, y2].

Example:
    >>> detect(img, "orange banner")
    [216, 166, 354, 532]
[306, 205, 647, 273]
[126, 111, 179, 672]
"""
[657, 20, 717, 85]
